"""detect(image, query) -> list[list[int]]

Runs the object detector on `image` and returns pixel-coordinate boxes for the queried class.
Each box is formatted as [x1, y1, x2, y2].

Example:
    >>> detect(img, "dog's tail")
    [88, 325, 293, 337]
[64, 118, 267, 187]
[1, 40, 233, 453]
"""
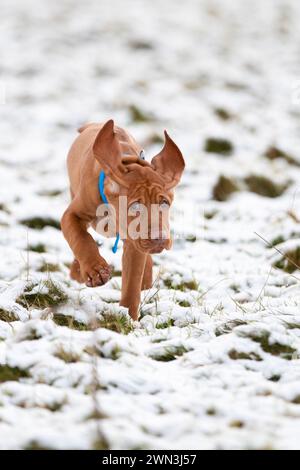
[77, 122, 98, 133]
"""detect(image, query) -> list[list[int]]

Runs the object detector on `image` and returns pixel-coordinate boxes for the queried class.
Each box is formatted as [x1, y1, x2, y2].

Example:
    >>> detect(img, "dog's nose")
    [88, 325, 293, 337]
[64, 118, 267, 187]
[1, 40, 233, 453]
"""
[148, 238, 169, 253]
[152, 238, 166, 246]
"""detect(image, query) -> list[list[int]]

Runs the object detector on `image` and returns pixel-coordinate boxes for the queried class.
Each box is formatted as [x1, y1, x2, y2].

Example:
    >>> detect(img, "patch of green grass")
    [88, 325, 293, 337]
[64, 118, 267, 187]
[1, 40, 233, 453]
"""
[230, 284, 240, 293]
[204, 137, 233, 156]
[147, 133, 164, 145]
[92, 437, 110, 450]
[129, 104, 153, 123]
[24, 441, 53, 450]
[0, 308, 18, 322]
[244, 174, 288, 198]
[53, 313, 88, 330]
[204, 210, 218, 220]
[19, 324, 45, 341]
[264, 146, 300, 167]
[240, 331, 296, 360]
[212, 175, 239, 201]
[185, 234, 197, 243]
[269, 235, 285, 247]
[149, 344, 189, 362]
[268, 374, 281, 382]
[292, 396, 300, 404]
[98, 313, 133, 335]
[229, 420, 245, 428]
[0, 203, 10, 214]
[228, 349, 262, 361]
[273, 247, 300, 273]
[177, 300, 191, 307]
[0, 365, 30, 383]
[38, 189, 63, 197]
[55, 346, 81, 363]
[206, 407, 217, 416]
[17, 280, 68, 309]
[20, 217, 61, 230]
[284, 321, 300, 330]
[86, 344, 121, 360]
[214, 107, 232, 121]
[163, 277, 199, 292]
[38, 262, 60, 273]
[28, 243, 47, 253]
[215, 320, 247, 337]
[128, 39, 153, 50]
[156, 318, 175, 329]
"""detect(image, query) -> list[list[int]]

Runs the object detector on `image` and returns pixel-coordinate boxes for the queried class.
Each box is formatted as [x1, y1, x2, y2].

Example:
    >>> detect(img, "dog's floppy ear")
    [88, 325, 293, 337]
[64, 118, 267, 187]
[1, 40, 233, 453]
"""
[93, 119, 129, 187]
[151, 131, 185, 189]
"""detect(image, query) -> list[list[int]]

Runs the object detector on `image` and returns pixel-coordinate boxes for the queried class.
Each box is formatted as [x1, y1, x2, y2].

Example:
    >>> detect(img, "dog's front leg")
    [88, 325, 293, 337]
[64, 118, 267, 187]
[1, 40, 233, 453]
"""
[120, 240, 147, 320]
[142, 255, 153, 290]
[61, 208, 112, 287]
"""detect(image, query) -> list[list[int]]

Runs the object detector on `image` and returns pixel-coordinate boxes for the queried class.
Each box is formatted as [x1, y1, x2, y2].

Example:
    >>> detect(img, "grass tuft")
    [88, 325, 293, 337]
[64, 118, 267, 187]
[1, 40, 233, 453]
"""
[92, 437, 110, 450]
[264, 146, 300, 167]
[24, 441, 53, 450]
[268, 375, 281, 382]
[28, 243, 47, 253]
[0, 365, 30, 383]
[149, 344, 189, 362]
[17, 280, 68, 309]
[215, 320, 247, 337]
[0, 308, 18, 322]
[129, 105, 153, 123]
[269, 235, 285, 247]
[53, 313, 88, 331]
[53, 312, 133, 335]
[214, 107, 232, 120]
[177, 300, 191, 307]
[98, 313, 133, 335]
[273, 247, 300, 273]
[163, 276, 199, 292]
[229, 420, 245, 428]
[228, 349, 262, 361]
[20, 217, 61, 230]
[185, 234, 197, 243]
[205, 137, 233, 156]
[292, 396, 300, 404]
[0, 203, 10, 214]
[212, 175, 239, 201]
[244, 174, 288, 198]
[239, 330, 296, 360]
[156, 318, 175, 329]
[55, 346, 81, 363]
[38, 262, 60, 273]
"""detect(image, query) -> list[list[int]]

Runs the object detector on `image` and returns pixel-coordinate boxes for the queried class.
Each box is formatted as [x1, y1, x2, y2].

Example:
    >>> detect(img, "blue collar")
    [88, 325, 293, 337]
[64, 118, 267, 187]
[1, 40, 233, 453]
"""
[98, 170, 120, 253]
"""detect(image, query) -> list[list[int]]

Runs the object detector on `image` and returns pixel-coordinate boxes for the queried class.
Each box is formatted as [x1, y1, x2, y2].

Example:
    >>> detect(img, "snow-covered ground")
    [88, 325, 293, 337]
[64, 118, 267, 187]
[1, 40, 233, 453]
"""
[1, 0, 300, 450]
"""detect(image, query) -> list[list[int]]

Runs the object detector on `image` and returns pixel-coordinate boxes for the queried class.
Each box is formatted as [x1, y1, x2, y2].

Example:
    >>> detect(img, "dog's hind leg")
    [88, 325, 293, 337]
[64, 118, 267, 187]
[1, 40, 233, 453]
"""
[141, 255, 153, 290]
[67, 190, 85, 283]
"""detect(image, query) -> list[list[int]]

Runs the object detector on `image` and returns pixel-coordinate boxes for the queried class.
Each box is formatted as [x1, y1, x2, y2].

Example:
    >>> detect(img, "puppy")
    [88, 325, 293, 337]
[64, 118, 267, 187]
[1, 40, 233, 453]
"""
[61, 120, 185, 320]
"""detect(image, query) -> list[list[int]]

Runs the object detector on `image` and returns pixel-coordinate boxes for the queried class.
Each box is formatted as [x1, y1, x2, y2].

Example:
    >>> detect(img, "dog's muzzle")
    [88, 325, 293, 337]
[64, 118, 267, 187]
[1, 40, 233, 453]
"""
[139, 232, 170, 253]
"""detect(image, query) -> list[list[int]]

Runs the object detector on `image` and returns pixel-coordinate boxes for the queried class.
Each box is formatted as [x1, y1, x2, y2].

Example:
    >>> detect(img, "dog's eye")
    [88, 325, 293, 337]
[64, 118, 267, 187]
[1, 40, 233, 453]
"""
[160, 199, 170, 209]
[128, 202, 141, 215]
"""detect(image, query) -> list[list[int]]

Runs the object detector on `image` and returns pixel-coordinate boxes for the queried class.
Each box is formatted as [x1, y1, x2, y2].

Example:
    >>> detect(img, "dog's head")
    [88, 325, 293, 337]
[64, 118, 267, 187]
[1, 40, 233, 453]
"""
[93, 119, 185, 254]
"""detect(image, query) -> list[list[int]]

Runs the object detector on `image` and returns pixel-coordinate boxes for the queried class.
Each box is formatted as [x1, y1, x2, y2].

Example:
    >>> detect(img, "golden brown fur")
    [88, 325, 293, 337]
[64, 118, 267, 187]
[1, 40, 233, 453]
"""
[61, 120, 185, 320]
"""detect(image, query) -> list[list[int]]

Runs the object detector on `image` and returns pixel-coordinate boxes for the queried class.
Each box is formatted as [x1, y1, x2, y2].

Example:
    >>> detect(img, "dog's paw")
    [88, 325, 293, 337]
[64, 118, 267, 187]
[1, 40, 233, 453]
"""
[70, 259, 84, 283]
[81, 258, 112, 287]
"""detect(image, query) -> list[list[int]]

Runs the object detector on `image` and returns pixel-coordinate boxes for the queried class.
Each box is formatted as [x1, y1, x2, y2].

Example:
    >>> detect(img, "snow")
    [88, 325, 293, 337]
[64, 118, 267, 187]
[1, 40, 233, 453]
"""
[1, 0, 300, 450]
